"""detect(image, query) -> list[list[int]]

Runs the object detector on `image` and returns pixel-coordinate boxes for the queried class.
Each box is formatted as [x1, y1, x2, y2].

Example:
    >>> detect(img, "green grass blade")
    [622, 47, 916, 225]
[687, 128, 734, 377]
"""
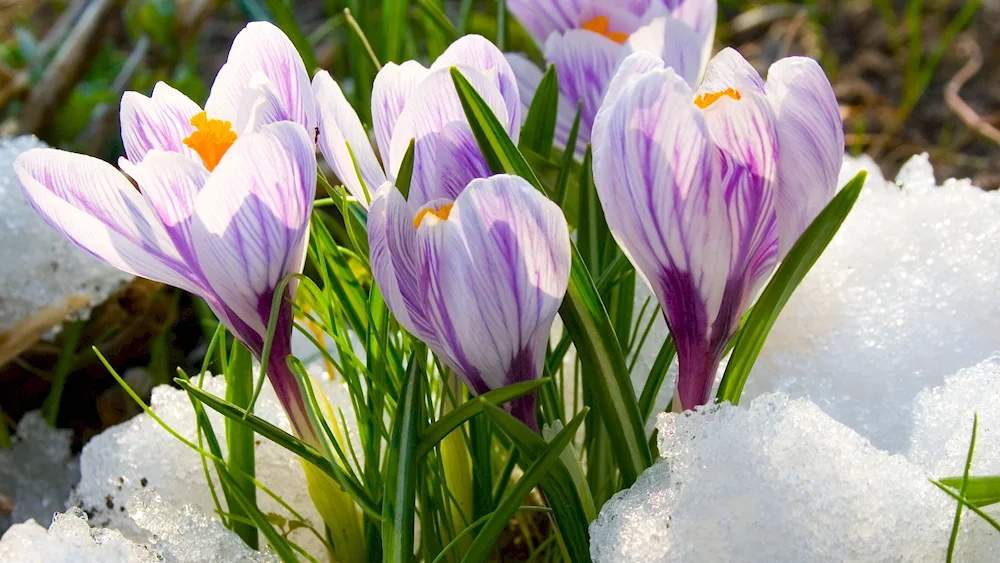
[938, 475, 1000, 508]
[41, 319, 84, 425]
[931, 480, 1000, 534]
[519, 65, 559, 157]
[947, 414, 978, 562]
[382, 354, 424, 563]
[382, 0, 409, 63]
[174, 377, 381, 519]
[225, 342, 258, 549]
[716, 171, 866, 405]
[638, 336, 676, 423]
[414, 0, 458, 42]
[395, 138, 416, 200]
[215, 465, 300, 562]
[462, 408, 589, 563]
[416, 379, 548, 459]
[483, 403, 593, 562]
[553, 103, 583, 208]
[559, 245, 651, 486]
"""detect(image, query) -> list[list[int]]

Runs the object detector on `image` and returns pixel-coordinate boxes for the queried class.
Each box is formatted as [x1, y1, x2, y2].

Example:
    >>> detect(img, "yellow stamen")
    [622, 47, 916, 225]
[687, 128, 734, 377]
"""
[413, 203, 454, 228]
[183, 111, 237, 171]
[694, 88, 742, 109]
[581, 15, 628, 44]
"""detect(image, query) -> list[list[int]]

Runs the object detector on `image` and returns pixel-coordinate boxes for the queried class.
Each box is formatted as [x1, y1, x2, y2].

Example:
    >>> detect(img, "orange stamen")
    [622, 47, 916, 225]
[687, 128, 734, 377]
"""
[183, 111, 237, 171]
[581, 15, 628, 44]
[413, 203, 454, 228]
[694, 88, 742, 109]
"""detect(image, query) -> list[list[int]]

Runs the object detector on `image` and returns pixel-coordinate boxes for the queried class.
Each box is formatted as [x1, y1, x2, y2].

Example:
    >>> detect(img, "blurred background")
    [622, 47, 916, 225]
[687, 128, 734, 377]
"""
[0, 0, 995, 468]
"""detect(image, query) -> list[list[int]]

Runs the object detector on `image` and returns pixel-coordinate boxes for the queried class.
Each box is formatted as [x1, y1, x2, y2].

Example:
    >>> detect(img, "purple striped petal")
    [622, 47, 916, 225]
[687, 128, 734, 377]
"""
[641, 0, 717, 74]
[120, 82, 202, 164]
[506, 52, 585, 153]
[432, 35, 522, 134]
[190, 121, 316, 340]
[387, 65, 508, 207]
[619, 15, 703, 85]
[371, 61, 432, 163]
[434, 122, 492, 200]
[314, 70, 386, 208]
[507, 0, 588, 45]
[367, 184, 441, 347]
[593, 62, 778, 411]
[765, 57, 844, 258]
[13, 149, 204, 295]
[127, 150, 209, 263]
[418, 175, 570, 403]
[235, 74, 291, 134]
[543, 29, 621, 148]
[205, 21, 315, 131]
[698, 46, 766, 96]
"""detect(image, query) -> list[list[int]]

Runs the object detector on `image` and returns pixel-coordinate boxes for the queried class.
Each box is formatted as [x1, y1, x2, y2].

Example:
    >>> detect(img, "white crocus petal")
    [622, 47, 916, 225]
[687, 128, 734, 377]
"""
[235, 73, 290, 134]
[368, 182, 417, 335]
[191, 122, 316, 339]
[698, 47, 766, 96]
[543, 30, 621, 146]
[432, 34, 522, 133]
[120, 82, 202, 164]
[765, 57, 844, 258]
[419, 174, 571, 392]
[128, 151, 209, 257]
[314, 71, 386, 208]
[387, 65, 509, 207]
[371, 60, 432, 163]
[205, 21, 315, 130]
[506, 0, 589, 46]
[619, 15, 704, 85]
[13, 149, 203, 294]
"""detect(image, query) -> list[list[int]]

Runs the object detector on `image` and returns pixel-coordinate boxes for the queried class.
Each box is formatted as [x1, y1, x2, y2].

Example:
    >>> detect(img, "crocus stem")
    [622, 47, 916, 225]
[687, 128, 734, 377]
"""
[225, 342, 258, 549]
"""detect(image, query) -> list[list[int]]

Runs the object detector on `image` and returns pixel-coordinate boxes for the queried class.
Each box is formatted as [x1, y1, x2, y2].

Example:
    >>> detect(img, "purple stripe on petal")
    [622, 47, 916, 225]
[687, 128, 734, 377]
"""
[371, 61, 432, 163]
[619, 15, 703, 86]
[507, 0, 588, 46]
[120, 82, 202, 164]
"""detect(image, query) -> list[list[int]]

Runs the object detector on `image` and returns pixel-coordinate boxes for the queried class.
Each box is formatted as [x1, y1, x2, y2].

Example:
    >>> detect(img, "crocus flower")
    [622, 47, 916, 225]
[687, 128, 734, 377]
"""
[506, 0, 716, 153]
[368, 174, 571, 430]
[591, 49, 843, 410]
[313, 34, 520, 209]
[14, 21, 320, 441]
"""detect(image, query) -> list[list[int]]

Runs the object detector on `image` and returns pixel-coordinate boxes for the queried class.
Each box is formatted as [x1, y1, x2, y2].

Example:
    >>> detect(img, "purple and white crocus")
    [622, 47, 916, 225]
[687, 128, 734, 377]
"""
[313, 34, 521, 210]
[592, 49, 843, 411]
[506, 0, 716, 153]
[369, 175, 571, 430]
[14, 22, 323, 443]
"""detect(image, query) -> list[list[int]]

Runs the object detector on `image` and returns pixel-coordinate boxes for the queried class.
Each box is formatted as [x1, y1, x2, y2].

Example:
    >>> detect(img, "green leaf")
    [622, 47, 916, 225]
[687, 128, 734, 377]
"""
[553, 102, 583, 208]
[947, 414, 978, 562]
[413, 0, 459, 42]
[931, 480, 1000, 534]
[395, 138, 417, 200]
[382, 354, 424, 563]
[939, 475, 1000, 509]
[519, 64, 559, 157]
[415, 379, 549, 459]
[215, 465, 300, 562]
[559, 247, 651, 486]
[482, 403, 593, 562]
[382, 0, 409, 62]
[309, 216, 369, 333]
[716, 171, 867, 405]
[638, 336, 676, 423]
[462, 408, 589, 563]
[262, 0, 317, 72]
[224, 342, 258, 549]
[173, 377, 381, 520]
[450, 64, 650, 486]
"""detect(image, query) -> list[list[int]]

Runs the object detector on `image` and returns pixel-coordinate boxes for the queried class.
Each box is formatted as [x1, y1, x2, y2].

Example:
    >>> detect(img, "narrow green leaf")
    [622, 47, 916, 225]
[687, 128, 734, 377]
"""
[309, 216, 369, 333]
[224, 343, 258, 549]
[396, 138, 417, 200]
[416, 379, 548, 459]
[483, 403, 593, 562]
[462, 408, 589, 563]
[716, 171, 867, 404]
[553, 102, 583, 208]
[216, 465, 300, 562]
[174, 377, 381, 519]
[382, 354, 424, 563]
[383, 0, 409, 62]
[947, 414, 978, 562]
[939, 475, 1000, 509]
[638, 336, 676, 423]
[931, 480, 1000, 534]
[262, 0, 317, 72]
[450, 67, 545, 193]
[559, 246, 651, 486]
[413, 0, 458, 42]
[519, 65, 560, 157]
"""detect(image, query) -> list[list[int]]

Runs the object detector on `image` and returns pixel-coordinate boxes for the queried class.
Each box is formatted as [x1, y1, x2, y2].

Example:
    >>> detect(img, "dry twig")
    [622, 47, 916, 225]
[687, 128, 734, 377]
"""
[944, 38, 1000, 146]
